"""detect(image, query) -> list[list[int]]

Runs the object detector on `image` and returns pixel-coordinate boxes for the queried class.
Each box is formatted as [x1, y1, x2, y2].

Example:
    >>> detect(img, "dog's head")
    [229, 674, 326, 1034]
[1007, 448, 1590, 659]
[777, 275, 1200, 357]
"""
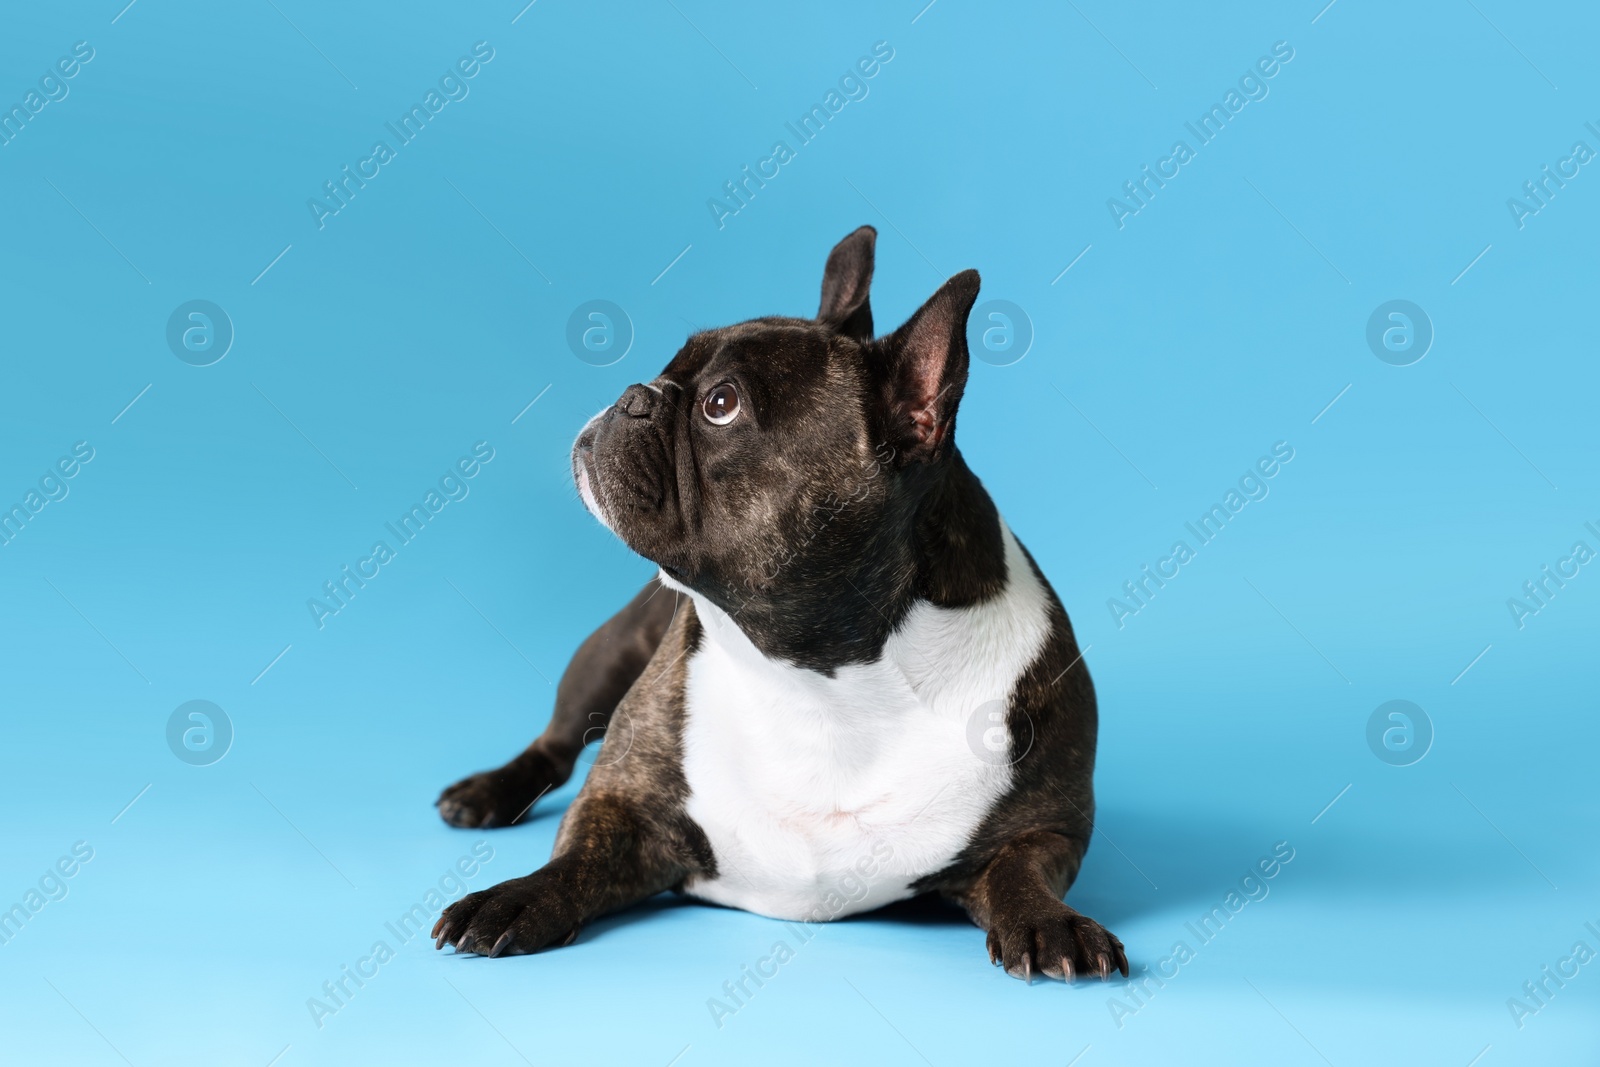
[573, 226, 981, 628]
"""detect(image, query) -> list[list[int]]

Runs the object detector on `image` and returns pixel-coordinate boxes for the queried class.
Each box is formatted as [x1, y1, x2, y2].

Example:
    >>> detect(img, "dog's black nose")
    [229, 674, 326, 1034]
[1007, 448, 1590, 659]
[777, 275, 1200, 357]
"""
[616, 383, 657, 419]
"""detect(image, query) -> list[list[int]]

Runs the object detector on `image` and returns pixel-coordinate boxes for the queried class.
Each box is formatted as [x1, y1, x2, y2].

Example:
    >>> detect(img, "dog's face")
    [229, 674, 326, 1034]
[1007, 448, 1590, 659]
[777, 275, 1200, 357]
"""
[573, 227, 980, 618]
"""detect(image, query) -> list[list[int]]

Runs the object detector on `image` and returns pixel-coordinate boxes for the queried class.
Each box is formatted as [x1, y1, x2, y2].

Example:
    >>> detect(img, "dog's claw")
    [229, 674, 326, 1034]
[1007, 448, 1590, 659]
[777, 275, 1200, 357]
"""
[432, 874, 583, 960]
[985, 906, 1124, 984]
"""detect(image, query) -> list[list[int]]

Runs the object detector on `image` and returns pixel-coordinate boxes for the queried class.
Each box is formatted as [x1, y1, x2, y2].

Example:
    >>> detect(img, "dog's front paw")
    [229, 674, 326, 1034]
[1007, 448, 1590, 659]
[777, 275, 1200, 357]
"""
[436, 752, 559, 828]
[985, 903, 1129, 983]
[432, 874, 580, 958]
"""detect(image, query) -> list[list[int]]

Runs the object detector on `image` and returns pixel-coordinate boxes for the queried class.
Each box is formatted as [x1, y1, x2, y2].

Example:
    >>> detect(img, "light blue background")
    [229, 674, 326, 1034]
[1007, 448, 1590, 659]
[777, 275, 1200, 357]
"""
[2, 1, 1596, 1064]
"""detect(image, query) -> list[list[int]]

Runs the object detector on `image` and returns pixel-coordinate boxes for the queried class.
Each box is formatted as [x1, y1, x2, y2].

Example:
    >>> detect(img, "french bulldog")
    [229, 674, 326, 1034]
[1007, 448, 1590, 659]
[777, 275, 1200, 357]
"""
[434, 226, 1127, 981]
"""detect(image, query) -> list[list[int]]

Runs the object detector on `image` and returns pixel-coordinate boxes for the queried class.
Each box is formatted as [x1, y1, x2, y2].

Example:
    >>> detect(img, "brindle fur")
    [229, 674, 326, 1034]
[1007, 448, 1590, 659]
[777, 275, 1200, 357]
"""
[433, 227, 1126, 980]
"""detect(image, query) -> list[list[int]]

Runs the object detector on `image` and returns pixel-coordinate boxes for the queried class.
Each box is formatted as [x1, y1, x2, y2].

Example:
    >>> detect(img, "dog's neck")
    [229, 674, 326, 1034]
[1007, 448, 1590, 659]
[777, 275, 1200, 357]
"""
[907, 448, 1008, 607]
[663, 449, 1009, 675]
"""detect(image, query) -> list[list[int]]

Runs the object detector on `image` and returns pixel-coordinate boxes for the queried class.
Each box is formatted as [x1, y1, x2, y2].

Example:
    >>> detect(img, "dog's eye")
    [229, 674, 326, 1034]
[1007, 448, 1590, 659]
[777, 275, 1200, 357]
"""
[702, 383, 740, 426]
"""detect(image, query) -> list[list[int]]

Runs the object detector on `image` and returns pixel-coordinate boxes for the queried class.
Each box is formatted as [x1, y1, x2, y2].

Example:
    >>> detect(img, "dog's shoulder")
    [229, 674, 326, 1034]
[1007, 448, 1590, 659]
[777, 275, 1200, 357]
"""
[912, 529, 1101, 896]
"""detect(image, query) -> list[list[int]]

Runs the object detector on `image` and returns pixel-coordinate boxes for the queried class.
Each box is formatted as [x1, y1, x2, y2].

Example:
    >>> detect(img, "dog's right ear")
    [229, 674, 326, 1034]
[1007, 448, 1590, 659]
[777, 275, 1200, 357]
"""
[817, 225, 877, 342]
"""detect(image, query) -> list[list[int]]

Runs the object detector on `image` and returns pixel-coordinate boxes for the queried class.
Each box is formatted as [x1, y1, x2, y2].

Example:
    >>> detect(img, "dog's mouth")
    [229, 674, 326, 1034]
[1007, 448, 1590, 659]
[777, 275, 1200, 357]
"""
[571, 423, 608, 528]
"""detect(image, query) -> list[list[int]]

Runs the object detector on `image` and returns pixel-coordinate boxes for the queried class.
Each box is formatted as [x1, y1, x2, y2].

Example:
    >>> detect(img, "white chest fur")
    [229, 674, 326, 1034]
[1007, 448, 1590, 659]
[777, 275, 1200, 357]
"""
[670, 523, 1052, 922]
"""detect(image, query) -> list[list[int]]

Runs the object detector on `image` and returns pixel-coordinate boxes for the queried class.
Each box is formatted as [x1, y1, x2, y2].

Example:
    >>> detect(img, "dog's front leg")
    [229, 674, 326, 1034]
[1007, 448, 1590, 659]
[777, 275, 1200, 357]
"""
[433, 790, 697, 957]
[952, 829, 1128, 982]
[436, 578, 680, 828]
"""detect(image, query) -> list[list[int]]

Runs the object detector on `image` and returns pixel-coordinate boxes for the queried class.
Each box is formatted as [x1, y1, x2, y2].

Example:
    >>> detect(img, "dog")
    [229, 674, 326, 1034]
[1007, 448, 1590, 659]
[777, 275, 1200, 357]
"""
[433, 226, 1127, 981]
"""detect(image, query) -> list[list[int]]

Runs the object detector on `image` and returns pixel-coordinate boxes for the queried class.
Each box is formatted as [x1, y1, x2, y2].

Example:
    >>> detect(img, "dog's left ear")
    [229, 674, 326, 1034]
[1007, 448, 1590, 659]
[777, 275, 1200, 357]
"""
[878, 270, 981, 462]
[818, 225, 877, 342]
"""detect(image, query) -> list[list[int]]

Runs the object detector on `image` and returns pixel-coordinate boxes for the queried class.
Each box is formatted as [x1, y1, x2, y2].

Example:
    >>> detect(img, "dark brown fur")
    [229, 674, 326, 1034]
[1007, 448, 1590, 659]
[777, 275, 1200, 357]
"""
[433, 227, 1126, 981]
